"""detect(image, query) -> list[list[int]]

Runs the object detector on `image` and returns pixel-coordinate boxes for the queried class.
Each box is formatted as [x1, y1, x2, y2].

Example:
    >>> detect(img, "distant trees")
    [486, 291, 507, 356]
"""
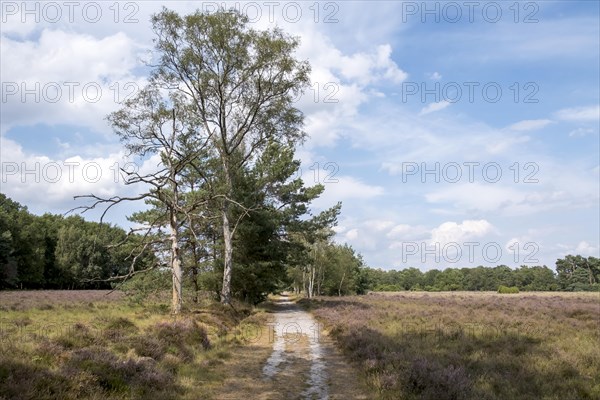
[0, 193, 153, 289]
[362, 257, 597, 292]
[2, 191, 597, 296]
[556, 255, 600, 291]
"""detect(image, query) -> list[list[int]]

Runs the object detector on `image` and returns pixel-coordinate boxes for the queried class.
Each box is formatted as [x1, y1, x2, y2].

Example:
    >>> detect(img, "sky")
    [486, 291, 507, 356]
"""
[1, 1, 599, 271]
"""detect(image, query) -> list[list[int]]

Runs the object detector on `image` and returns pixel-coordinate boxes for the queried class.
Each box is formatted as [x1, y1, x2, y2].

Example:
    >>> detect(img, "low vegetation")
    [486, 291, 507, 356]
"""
[497, 285, 519, 294]
[0, 290, 269, 400]
[302, 291, 600, 400]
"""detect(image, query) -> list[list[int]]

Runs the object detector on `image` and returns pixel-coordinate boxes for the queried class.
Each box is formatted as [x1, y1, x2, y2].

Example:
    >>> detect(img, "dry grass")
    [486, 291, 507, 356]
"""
[301, 291, 600, 400]
[0, 290, 124, 311]
[0, 290, 267, 400]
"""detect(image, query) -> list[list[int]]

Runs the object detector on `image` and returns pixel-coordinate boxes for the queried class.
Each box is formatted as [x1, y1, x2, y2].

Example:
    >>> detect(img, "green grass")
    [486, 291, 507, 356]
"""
[0, 290, 269, 400]
[301, 291, 600, 400]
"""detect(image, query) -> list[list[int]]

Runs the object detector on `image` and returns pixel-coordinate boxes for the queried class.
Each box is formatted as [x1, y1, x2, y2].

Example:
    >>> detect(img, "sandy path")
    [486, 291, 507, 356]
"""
[216, 295, 371, 400]
[262, 295, 329, 399]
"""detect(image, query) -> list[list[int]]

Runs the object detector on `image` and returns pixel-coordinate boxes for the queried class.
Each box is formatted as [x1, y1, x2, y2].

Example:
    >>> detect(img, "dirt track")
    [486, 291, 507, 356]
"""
[218, 294, 371, 400]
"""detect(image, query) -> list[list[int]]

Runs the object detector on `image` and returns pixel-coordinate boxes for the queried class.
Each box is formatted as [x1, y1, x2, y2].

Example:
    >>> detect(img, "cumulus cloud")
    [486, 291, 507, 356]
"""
[345, 228, 359, 240]
[575, 241, 599, 256]
[0, 135, 154, 222]
[310, 175, 384, 211]
[1, 29, 146, 135]
[363, 219, 394, 232]
[430, 220, 494, 245]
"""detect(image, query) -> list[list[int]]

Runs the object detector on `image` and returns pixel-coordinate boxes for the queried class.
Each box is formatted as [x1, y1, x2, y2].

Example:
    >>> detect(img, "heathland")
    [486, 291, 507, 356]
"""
[301, 291, 600, 400]
[1, 290, 598, 399]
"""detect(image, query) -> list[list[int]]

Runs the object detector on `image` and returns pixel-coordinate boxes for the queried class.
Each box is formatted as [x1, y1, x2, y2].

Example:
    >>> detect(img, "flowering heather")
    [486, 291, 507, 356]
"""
[302, 291, 600, 400]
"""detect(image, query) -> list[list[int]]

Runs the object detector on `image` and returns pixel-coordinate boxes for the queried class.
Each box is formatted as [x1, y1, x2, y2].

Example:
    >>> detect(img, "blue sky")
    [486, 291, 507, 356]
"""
[1, 1, 599, 270]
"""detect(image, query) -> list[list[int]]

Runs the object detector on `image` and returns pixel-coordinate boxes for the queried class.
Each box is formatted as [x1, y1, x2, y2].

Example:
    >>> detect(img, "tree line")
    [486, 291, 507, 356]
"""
[1, 192, 597, 296]
[0, 193, 364, 302]
[362, 257, 600, 292]
[0, 193, 151, 289]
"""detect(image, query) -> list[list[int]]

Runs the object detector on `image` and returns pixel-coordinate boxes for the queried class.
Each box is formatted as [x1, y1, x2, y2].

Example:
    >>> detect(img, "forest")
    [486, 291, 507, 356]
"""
[2, 193, 598, 297]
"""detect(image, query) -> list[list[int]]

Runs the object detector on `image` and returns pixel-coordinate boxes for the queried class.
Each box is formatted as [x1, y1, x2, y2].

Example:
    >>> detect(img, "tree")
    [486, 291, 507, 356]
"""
[149, 8, 310, 304]
[556, 255, 600, 291]
[74, 83, 212, 312]
[514, 265, 556, 291]
[434, 268, 464, 291]
[320, 244, 364, 296]
[0, 194, 45, 288]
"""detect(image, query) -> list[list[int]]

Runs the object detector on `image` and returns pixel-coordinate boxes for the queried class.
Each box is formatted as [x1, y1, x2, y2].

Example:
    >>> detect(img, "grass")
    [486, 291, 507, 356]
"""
[300, 291, 600, 400]
[0, 290, 270, 400]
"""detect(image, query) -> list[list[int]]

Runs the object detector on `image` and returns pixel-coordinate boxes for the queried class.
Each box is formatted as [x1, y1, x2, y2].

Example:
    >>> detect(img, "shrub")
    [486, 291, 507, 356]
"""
[104, 317, 138, 340]
[151, 318, 211, 350]
[498, 286, 519, 294]
[130, 335, 167, 360]
[0, 357, 72, 399]
[64, 346, 177, 398]
[54, 323, 103, 349]
[407, 357, 472, 400]
[130, 318, 211, 362]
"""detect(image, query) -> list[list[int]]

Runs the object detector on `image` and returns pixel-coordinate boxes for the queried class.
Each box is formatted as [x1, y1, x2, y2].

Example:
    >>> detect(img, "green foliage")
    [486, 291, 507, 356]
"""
[361, 263, 563, 293]
[556, 255, 600, 291]
[497, 285, 520, 294]
[0, 194, 154, 290]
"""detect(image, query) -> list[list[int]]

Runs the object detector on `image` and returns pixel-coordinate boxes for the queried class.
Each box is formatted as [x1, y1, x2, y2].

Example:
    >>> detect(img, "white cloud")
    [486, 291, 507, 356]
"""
[419, 100, 451, 116]
[1, 29, 146, 134]
[575, 241, 599, 256]
[485, 135, 530, 154]
[555, 105, 600, 122]
[425, 184, 524, 214]
[429, 72, 442, 80]
[363, 219, 394, 232]
[0, 135, 154, 222]
[387, 224, 414, 238]
[310, 175, 384, 211]
[430, 220, 494, 245]
[507, 119, 553, 131]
